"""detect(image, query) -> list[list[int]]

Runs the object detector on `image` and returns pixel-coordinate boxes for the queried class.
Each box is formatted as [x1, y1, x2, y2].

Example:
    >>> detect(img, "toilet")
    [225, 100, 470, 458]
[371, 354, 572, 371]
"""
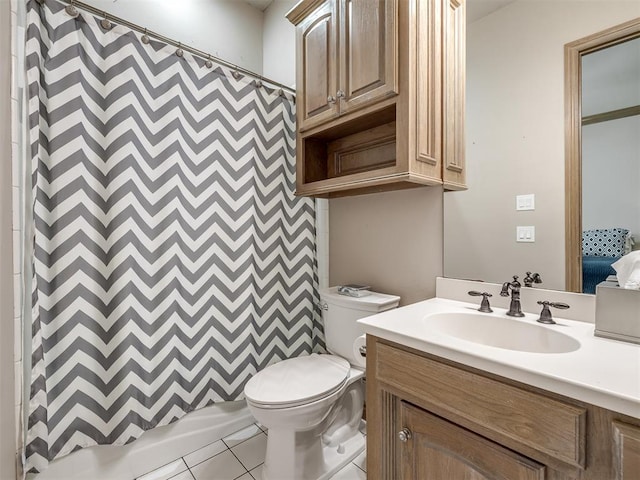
[244, 287, 400, 480]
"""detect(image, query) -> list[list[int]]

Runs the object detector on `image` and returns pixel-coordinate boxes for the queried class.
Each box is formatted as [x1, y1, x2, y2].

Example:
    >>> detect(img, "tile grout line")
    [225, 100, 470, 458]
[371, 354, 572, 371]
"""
[186, 465, 196, 480]
[184, 425, 262, 471]
[227, 444, 251, 477]
[185, 443, 230, 470]
[221, 424, 264, 449]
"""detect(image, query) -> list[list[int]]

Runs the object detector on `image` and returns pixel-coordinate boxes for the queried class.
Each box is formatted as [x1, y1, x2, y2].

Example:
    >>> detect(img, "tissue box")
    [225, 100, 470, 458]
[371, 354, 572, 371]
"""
[595, 280, 640, 344]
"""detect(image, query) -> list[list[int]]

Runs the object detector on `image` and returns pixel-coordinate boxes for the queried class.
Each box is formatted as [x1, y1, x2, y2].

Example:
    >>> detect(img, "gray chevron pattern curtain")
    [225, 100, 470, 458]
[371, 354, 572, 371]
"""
[24, 0, 322, 473]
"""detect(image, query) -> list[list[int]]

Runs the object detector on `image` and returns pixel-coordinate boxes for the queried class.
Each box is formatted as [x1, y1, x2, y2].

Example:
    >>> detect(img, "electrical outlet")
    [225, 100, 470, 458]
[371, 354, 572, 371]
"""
[516, 226, 535, 242]
[516, 194, 535, 211]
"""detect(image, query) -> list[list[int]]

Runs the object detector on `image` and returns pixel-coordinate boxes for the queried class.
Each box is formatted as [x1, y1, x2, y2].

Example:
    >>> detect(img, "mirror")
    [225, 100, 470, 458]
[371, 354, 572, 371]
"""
[565, 23, 640, 293]
[444, 1, 640, 292]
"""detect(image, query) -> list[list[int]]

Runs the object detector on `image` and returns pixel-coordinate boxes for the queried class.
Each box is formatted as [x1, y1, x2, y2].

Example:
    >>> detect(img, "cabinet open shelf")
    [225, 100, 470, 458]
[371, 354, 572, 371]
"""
[300, 104, 397, 187]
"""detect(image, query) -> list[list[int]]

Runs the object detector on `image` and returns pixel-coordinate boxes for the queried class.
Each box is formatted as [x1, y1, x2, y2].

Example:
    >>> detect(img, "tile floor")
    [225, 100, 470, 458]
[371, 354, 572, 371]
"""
[136, 423, 367, 480]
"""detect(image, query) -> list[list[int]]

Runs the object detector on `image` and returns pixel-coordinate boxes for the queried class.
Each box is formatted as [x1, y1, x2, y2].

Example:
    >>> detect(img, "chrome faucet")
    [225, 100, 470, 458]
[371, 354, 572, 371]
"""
[500, 275, 525, 317]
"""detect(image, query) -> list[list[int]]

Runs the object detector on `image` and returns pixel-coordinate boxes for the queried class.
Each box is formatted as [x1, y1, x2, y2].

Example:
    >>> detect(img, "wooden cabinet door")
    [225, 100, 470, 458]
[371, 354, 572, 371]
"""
[338, 0, 398, 116]
[400, 402, 546, 480]
[613, 421, 640, 479]
[295, 0, 339, 132]
[442, 0, 466, 190]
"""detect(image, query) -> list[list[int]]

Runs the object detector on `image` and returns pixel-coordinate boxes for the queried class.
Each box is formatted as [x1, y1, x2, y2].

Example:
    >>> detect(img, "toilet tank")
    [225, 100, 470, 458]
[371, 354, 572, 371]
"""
[320, 287, 400, 365]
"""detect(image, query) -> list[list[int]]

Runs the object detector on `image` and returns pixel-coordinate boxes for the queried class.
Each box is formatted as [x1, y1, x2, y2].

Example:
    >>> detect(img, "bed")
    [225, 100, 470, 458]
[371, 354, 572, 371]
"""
[581, 227, 631, 294]
[582, 256, 617, 294]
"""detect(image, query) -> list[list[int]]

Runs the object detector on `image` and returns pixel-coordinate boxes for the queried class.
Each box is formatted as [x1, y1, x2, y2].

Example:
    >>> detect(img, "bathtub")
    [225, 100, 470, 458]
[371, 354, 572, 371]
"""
[29, 401, 254, 480]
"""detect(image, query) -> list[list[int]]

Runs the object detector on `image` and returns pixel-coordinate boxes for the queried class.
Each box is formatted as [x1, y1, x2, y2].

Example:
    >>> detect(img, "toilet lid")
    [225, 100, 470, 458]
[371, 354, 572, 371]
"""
[244, 354, 350, 408]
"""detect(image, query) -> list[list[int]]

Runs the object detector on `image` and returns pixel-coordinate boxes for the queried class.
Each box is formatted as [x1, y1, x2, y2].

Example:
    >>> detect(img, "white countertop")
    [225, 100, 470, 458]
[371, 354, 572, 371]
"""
[358, 297, 640, 418]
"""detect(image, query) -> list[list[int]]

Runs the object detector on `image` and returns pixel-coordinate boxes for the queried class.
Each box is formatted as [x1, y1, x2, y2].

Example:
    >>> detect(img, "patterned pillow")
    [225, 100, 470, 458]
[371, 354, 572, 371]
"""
[582, 228, 629, 257]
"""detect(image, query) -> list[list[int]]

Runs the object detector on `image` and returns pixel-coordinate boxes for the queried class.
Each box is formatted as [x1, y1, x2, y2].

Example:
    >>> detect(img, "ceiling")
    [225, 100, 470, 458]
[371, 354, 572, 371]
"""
[243, 0, 274, 11]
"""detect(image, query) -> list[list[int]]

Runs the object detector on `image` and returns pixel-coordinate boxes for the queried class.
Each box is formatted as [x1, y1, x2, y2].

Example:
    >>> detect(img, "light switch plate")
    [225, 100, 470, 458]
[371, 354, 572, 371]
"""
[516, 226, 535, 242]
[516, 194, 535, 211]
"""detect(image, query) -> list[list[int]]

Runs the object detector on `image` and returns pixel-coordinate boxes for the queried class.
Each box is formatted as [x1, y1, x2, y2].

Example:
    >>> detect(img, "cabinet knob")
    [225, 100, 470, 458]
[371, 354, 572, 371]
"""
[336, 90, 345, 99]
[398, 428, 412, 442]
[327, 95, 336, 104]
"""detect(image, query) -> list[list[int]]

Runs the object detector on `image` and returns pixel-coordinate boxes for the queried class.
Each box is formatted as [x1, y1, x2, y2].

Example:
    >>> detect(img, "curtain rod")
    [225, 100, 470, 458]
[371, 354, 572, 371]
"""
[47, 0, 296, 95]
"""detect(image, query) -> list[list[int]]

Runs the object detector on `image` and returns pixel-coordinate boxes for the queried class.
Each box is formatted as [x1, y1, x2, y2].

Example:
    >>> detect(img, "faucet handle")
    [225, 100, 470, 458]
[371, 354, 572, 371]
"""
[524, 272, 543, 287]
[468, 291, 493, 313]
[536, 300, 570, 324]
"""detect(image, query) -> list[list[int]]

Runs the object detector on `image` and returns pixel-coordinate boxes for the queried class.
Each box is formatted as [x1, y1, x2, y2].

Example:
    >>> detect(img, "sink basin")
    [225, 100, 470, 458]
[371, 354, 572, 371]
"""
[424, 312, 580, 353]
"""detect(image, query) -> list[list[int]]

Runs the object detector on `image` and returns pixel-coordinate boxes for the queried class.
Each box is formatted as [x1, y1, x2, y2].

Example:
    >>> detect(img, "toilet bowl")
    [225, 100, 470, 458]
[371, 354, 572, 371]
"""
[244, 287, 400, 480]
[246, 354, 365, 480]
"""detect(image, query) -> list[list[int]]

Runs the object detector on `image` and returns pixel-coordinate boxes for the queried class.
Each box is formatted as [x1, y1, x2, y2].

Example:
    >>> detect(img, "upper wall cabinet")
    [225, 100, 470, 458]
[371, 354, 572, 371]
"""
[295, 0, 340, 131]
[293, 0, 398, 132]
[338, 0, 398, 118]
[288, 0, 466, 197]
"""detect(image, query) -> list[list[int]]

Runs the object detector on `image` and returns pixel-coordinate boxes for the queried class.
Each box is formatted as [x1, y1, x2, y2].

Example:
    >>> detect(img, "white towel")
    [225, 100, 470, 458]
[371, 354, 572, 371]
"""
[612, 251, 640, 290]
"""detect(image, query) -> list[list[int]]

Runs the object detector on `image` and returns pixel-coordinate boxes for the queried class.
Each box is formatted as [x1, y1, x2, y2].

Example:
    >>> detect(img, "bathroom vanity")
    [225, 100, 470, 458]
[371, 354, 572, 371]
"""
[359, 279, 640, 479]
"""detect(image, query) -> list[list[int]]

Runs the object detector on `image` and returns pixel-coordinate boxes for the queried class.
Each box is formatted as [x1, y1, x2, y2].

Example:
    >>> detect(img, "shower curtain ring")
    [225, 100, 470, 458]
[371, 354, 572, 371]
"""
[141, 28, 150, 45]
[255, 78, 263, 89]
[65, 0, 79, 18]
[100, 11, 112, 30]
[205, 55, 213, 69]
[232, 69, 241, 80]
[176, 43, 184, 58]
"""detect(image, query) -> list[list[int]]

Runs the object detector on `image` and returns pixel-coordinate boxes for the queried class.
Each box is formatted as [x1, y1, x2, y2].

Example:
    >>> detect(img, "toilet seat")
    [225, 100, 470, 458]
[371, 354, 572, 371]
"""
[245, 354, 350, 409]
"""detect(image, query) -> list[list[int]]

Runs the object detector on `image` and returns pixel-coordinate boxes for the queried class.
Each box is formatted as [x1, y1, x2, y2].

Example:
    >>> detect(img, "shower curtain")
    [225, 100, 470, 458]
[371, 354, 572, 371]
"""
[24, 0, 322, 473]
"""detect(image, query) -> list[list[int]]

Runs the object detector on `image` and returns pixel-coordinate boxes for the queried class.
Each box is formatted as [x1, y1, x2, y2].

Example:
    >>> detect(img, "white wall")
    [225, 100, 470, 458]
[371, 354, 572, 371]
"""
[582, 116, 640, 240]
[330, 188, 444, 306]
[444, 0, 640, 291]
[1, 0, 17, 478]
[87, 0, 265, 73]
[262, 0, 296, 86]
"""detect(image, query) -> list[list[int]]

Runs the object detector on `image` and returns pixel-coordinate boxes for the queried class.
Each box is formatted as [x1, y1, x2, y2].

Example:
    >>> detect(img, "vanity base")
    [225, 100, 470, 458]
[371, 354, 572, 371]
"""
[366, 335, 640, 480]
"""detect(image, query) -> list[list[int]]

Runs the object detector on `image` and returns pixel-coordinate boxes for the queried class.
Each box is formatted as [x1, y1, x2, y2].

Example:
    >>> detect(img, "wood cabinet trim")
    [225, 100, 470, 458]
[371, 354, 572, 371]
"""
[367, 334, 401, 479]
[299, 98, 397, 139]
[414, 0, 443, 168]
[287, 0, 328, 25]
[294, 171, 443, 197]
[613, 421, 640, 479]
[442, 0, 466, 188]
[443, 179, 467, 191]
[376, 341, 587, 470]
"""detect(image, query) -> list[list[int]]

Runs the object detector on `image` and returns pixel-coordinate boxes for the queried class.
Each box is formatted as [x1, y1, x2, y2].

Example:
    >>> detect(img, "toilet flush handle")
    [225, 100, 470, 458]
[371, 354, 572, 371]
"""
[316, 302, 328, 311]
